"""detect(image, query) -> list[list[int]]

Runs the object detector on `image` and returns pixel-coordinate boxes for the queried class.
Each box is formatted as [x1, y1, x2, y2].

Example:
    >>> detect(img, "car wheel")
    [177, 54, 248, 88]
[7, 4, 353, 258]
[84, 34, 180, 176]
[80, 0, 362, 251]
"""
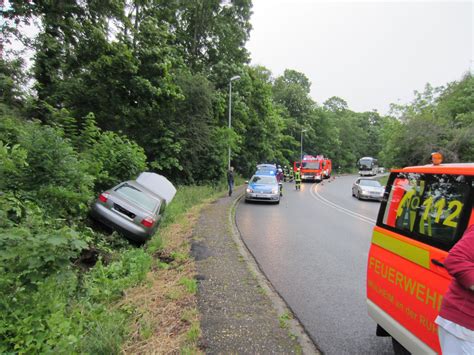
[275, 199, 280, 204]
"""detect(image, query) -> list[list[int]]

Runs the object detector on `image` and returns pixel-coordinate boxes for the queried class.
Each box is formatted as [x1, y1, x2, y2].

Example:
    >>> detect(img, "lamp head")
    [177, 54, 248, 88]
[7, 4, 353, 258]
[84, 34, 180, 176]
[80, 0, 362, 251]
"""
[230, 75, 241, 81]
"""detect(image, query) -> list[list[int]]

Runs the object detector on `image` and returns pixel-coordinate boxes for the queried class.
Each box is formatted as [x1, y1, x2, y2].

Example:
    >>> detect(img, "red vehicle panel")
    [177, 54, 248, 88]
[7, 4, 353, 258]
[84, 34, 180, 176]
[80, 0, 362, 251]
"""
[366, 162, 473, 354]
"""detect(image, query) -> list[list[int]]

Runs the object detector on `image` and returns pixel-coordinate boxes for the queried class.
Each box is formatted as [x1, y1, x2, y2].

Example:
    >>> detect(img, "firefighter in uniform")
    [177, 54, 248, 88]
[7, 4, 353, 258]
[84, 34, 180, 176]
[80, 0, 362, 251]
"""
[283, 166, 289, 182]
[294, 167, 301, 190]
[289, 167, 294, 182]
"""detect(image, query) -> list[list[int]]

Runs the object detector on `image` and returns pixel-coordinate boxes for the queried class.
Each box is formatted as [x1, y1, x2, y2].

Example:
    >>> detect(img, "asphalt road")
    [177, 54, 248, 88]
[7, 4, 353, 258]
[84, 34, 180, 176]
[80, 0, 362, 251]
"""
[235, 175, 393, 355]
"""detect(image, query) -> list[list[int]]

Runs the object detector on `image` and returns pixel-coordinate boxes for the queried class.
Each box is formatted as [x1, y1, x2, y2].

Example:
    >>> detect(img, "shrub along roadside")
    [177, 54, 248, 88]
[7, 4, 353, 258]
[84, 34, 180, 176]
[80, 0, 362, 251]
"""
[0, 183, 226, 353]
[0, 105, 233, 352]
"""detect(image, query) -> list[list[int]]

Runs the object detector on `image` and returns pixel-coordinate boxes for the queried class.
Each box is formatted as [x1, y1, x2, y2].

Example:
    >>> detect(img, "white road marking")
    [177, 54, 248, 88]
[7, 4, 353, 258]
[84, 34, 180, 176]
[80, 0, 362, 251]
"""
[310, 183, 376, 225]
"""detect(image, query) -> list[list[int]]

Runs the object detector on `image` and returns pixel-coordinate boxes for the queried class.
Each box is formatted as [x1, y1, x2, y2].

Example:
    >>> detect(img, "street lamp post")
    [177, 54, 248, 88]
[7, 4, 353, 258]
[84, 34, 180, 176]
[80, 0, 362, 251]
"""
[300, 129, 307, 164]
[228, 75, 241, 170]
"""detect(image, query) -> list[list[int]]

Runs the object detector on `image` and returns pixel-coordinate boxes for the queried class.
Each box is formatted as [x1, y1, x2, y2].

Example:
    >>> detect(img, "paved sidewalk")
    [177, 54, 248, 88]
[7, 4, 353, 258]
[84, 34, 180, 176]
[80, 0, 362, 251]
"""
[191, 186, 319, 354]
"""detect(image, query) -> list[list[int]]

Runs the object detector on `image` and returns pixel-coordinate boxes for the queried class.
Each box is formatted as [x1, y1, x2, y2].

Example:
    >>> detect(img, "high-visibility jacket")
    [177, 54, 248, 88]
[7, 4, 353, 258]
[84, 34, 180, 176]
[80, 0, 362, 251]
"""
[294, 171, 301, 181]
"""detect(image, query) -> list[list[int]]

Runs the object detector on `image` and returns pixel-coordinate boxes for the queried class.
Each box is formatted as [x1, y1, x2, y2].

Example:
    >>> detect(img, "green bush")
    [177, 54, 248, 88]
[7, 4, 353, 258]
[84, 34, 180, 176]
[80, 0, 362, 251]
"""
[0, 227, 86, 353]
[0, 271, 80, 353]
[83, 130, 148, 193]
[0, 227, 87, 287]
[16, 120, 95, 220]
[0, 269, 130, 354]
[84, 248, 152, 303]
[0, 142, 28, 191]
[0, 230, 151, 353]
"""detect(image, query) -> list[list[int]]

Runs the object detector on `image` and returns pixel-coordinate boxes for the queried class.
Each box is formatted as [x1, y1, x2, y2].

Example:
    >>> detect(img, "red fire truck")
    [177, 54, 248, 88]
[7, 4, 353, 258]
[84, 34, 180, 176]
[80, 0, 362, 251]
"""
[294, 155, 333, 181]
[321, 157, 332, 179]
[294, 155, 332, 182]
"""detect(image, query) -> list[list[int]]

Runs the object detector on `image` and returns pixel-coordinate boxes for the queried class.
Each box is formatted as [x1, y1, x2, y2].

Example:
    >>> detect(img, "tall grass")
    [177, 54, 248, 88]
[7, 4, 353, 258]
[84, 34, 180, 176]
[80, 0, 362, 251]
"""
[160, 184, 226, 227]
[146, 183, 226, 254]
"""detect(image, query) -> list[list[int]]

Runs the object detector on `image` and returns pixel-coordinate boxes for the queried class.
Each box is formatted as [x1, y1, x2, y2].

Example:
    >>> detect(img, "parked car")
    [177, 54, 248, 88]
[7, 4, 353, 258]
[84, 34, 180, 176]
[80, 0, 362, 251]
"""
[352, 178, 385, 201]
[245, 174, 280, 204]
[91, 173, 176, 242]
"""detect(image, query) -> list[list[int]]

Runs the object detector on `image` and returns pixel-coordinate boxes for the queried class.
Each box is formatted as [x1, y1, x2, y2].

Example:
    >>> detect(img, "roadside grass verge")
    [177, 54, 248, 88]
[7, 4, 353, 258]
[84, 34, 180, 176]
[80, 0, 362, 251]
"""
[147, 184, 226, 254]
[375, 174, 389, 186]
[119, 183, 226, 353]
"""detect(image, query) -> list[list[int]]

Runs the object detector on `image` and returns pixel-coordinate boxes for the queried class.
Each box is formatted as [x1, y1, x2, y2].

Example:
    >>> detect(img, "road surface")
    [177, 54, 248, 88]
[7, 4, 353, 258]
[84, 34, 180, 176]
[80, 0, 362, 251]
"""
[236, 175, 393, 354]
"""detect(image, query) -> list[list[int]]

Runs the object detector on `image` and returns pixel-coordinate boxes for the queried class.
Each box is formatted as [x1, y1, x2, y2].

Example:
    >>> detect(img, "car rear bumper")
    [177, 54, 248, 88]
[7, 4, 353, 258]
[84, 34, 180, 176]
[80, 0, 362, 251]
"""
[360, 195, 383, 201]
[359, 193, 383, 201]
[91, 203, 154, 242]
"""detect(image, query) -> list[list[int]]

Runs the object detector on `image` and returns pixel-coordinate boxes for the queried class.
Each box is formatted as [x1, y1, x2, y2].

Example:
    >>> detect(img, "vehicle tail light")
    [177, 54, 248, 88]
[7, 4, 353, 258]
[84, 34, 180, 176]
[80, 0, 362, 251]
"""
[141, 216, 155, 228]
[99, 192, 110, 203]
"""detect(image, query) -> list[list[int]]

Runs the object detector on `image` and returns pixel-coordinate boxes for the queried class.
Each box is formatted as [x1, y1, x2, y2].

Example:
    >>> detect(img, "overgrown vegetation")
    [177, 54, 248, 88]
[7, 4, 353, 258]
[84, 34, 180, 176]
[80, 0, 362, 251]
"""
[1, 0, 472, 352]
[0, 101, 222, 352]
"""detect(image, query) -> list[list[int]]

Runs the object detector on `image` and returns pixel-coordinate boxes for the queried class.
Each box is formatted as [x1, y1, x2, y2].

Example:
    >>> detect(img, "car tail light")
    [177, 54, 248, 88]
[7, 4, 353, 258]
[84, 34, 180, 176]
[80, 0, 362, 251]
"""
[99, 192, 110, 203]
[141, 216, 155, 228]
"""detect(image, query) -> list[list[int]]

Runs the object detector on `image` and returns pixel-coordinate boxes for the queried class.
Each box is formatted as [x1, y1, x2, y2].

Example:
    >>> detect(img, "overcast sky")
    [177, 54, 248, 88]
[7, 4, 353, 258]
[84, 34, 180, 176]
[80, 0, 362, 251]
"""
[246, 0, 473, 114]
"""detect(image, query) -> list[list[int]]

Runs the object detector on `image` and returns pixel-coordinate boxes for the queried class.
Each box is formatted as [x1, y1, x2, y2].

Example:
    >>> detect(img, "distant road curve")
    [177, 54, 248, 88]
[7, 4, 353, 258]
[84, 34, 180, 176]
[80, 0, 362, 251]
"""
[310, 182, 376, 225]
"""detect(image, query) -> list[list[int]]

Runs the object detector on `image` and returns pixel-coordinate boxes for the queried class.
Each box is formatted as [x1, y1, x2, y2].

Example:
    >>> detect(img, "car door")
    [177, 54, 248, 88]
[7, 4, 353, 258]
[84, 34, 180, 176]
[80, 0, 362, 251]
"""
[353, 179, 360, 196]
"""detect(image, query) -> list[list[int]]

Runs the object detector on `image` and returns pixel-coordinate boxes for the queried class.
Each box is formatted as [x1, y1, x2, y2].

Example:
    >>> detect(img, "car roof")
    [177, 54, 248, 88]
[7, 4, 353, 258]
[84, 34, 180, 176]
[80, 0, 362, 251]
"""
[255, 169, 276, 175]
[391, 163, 474, 176]
[257, 164, 276, 169]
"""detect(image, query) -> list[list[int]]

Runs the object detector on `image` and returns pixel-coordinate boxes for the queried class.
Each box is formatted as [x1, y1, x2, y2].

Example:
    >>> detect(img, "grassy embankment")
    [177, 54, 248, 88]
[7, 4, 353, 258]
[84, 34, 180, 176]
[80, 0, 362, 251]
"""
[1, 179, 238, 353]
[120, 183, 232, 353]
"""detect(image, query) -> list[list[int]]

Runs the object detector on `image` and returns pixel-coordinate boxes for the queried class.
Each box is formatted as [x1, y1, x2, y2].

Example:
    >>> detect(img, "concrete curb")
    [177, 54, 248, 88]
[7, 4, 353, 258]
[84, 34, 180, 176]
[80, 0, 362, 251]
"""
[229, 193, 321, 355]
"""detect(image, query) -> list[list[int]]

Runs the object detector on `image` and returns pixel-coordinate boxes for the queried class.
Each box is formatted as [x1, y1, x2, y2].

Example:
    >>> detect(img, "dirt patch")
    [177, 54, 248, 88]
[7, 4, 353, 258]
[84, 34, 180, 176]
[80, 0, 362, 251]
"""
[191, 240, 213, 261]
[120, 207, 203, 354]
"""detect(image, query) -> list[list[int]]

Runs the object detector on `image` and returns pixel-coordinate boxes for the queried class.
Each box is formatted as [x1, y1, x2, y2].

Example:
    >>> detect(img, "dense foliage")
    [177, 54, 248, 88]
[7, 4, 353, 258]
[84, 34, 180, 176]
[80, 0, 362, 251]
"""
[3, 1, 473, 179]
[1, 0, 472, 352]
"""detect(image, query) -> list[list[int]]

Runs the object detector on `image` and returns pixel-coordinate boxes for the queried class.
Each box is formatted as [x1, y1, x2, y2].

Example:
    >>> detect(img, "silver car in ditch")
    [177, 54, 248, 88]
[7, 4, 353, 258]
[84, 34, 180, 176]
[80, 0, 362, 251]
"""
[91, 180, 166, 242]
[352, 178, 385, 201]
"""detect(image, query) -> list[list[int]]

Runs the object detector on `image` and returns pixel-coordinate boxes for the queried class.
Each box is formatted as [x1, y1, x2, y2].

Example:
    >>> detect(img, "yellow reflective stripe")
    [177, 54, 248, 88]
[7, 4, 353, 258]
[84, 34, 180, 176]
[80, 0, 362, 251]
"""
[372, 230, 430, 269]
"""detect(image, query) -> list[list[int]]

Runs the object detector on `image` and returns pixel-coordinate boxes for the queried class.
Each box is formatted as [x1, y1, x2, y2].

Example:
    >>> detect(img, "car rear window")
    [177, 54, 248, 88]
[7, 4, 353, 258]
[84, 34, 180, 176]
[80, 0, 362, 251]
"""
[378, 172, 473, 251]
[360, 180, 381, 187]
[115, 184, 159, 212]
